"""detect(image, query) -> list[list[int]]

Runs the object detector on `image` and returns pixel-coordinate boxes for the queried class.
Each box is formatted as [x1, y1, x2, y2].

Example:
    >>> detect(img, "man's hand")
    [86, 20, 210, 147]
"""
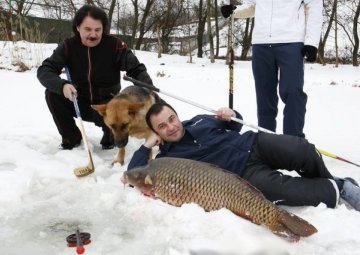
[216, 107, 236, 121]
[301, 45, 318, 63]
[221, 5, 237, 18]
[144, 132, 163, 148]
[63, 83, 77, 101]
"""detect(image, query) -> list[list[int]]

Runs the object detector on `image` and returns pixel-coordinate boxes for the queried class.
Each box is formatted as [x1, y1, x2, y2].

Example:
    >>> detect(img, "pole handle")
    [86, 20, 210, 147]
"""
[65, 66, 81, 118]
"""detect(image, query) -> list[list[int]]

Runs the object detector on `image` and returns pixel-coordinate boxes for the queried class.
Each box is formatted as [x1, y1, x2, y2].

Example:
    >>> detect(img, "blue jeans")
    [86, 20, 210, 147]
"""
[252, 43, 306, 138]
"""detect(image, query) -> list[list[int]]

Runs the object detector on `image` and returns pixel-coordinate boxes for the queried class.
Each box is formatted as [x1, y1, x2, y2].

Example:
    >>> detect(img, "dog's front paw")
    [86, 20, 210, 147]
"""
[111, 159, 124, 166]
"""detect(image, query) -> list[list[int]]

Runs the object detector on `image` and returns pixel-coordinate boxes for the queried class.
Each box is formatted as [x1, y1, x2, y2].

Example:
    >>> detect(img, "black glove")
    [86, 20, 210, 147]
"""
[301, 45, 318, 63]
[221, 5, 237, 18]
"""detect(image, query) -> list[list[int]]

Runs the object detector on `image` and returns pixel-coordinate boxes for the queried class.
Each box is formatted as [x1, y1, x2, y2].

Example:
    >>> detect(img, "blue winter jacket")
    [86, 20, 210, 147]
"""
[127, 112, 257, 175]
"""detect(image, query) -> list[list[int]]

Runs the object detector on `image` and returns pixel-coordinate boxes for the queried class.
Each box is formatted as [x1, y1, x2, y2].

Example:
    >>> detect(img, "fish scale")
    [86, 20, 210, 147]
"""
[123, 157, 317, 241]
[154, 159, 277, 225]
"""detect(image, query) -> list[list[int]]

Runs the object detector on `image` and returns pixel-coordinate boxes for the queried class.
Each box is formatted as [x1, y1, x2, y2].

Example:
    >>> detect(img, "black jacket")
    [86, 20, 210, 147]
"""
[37, 35, 152, 103]
[128, 112, 257, 175]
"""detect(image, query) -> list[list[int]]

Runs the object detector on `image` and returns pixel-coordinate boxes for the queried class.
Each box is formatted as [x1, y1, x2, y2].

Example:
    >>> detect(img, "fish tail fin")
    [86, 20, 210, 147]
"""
[269, 223, 301, 242]
[270, 210, 317, 241]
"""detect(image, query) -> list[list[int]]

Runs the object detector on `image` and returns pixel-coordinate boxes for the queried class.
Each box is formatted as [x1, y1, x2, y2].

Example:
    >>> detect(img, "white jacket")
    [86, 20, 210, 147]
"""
[233, 0, 323, 47]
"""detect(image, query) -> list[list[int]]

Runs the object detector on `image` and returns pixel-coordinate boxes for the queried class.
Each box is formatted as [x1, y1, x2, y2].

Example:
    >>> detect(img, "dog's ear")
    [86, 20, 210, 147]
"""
[91, 104, 107, 116]
[128, 103, 145, 115]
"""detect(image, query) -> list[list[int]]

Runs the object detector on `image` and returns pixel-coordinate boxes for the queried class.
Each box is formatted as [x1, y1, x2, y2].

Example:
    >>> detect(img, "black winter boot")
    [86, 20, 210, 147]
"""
[60, 136, 82, 150]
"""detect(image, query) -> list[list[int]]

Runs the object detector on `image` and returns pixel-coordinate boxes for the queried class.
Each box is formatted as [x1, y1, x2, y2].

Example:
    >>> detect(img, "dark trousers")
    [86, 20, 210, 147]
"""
[252, 43, 306, 138]
[242, 133, 338, 208]
[45, 90, 111, 142]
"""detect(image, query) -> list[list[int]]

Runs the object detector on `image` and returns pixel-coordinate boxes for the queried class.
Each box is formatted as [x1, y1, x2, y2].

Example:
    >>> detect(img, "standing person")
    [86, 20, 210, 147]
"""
[37, 5, 153, 149]
[220, 1, 323, 138]
[128, 102, 360, 212]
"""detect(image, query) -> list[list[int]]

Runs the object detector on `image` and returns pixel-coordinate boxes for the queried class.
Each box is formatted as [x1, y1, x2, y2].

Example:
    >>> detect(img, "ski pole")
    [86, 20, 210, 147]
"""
[123, 75, 360, 168]
[228, 0, 236, 109]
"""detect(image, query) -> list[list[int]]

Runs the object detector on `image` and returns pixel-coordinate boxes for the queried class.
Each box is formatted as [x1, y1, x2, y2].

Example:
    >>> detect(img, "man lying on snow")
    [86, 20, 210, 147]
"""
[127, 102, 360, 212]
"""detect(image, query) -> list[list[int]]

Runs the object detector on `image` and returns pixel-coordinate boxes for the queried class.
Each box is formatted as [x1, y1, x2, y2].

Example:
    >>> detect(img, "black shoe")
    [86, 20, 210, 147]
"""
[100, 130, 115, 150]
[60, 137, 82, 150]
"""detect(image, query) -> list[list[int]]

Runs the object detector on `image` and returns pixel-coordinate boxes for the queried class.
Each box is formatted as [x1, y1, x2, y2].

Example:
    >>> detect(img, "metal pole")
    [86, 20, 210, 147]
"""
[228, 0, 236, 109]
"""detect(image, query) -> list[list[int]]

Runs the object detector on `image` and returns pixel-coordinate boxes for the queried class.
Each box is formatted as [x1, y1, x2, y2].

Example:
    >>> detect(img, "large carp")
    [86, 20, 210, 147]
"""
[122, 157, 317, 241]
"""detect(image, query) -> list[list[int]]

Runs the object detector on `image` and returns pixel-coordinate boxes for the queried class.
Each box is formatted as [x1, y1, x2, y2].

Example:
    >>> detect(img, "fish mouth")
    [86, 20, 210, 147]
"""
[120, 172, 128, 185]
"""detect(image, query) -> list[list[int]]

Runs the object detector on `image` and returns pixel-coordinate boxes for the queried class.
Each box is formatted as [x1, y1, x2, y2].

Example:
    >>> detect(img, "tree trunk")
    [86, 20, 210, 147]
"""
[188, 38, 193, 63]
[130, 0, 139, 49]
[107, 0, 117, 34]
[335, 0, 339, 67]
[5, 2, 13, 41]
[13, 0, 27, 40]
[318, 0, 336, 65]
[197, 0, 207, 58]
[240, 18, 254, 60]
[135, 0, 155, 50]
[186, 4, 193, 63]
[157, 25, 162, 58]
[353, 0, 360, 66]
[214, 0, 220, 57]
[207, 0, 214, 63]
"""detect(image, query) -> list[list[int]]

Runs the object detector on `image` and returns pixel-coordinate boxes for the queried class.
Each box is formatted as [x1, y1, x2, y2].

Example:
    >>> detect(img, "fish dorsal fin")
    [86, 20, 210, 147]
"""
[145, 174, 153, 185]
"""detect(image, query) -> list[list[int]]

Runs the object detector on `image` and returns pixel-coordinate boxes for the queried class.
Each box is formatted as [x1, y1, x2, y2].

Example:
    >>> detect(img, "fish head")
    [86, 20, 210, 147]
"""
[122, 166, 155, 196]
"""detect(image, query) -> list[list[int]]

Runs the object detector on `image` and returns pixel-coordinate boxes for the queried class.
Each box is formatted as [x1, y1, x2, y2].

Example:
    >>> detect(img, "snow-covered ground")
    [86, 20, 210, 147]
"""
[0, 42, 360, 255]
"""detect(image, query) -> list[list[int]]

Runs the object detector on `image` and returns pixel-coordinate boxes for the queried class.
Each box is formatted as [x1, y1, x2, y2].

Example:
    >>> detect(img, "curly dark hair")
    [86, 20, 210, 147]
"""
[145, 102, 178, 132]
[72, 5, 108, 37]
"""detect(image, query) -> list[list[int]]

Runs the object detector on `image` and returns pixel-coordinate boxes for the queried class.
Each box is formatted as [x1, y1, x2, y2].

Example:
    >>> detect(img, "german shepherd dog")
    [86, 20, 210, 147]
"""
[91, 86, 162, 165]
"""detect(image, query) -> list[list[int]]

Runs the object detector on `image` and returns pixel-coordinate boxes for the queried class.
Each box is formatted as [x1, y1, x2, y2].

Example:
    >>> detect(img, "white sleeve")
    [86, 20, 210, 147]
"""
[232, 0, 256, 19]
[304, 0, 323, 47]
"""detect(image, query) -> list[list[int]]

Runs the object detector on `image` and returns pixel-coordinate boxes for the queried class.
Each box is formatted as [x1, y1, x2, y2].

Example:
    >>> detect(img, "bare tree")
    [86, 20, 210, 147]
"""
[240, 17, 254, 60]
[214, 0, 219, 57]
[206, 0, 214, 62]
[196, 0, 207, 58]
[156, 25, 162, 58]
[156, 1, 184, 54]
[183, 0, 194, 62]
[352, 0, 360, 66]
[135, 0, 156, 50]
[2, 0, 35, 40]
[106, 0, 117, 34]
[3, 1, 13, 40]
[130, 0, 139, 48]
[318, 0, 336, 65]
[42, 0, 77, 19]
[334, 0, 339, 67]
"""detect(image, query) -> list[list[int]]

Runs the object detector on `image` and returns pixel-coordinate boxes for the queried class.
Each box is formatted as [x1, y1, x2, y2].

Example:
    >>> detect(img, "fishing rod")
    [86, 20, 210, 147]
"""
[66, 230, 91, 254]
[64, 66, 95, 177]
[123, 76, 360, 168]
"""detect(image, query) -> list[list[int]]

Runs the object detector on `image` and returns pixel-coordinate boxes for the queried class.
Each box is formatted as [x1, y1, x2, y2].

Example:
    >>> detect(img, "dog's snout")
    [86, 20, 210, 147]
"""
[115, 137, 129, 148]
